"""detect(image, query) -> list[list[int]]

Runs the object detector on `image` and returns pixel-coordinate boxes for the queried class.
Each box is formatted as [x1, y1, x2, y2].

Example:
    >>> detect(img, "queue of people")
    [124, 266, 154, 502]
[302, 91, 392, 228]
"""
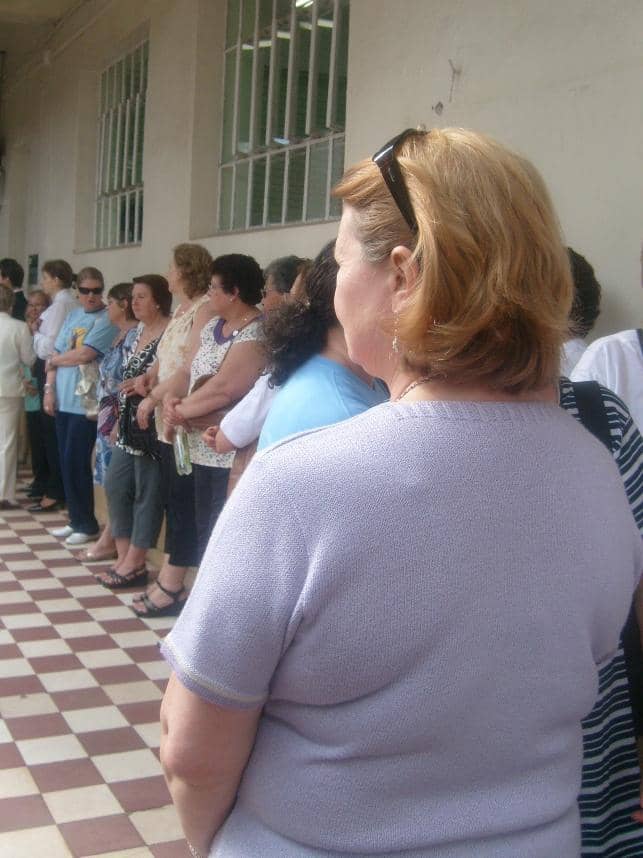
[1, 125, 642, 858]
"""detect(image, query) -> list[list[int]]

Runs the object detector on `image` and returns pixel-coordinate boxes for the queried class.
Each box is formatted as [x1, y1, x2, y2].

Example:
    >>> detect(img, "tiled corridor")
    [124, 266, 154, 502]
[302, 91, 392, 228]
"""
[0, 484, 189, 857]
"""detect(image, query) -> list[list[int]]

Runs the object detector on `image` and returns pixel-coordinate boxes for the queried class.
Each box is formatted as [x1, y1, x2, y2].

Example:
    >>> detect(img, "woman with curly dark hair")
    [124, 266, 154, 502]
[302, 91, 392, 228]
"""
[257, 241, 387, 449]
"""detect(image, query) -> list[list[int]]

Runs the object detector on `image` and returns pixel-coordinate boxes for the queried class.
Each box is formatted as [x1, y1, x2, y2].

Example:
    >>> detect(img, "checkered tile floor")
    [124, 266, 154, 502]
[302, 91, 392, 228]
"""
[0, 484, 189, 857]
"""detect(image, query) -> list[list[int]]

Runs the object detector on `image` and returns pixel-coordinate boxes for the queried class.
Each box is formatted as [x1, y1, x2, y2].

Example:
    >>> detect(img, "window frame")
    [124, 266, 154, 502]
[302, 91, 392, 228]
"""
[217, 0, 349, 234]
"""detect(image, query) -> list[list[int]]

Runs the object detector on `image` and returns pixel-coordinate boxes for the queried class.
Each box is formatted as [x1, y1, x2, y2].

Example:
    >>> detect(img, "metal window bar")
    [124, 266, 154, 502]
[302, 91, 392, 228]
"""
[263, 1, 278, 148]
[283, 1, 297, 143]
[325, 0, 339, 130]
[248, 0, 260, 153]
[304, 0, 319, 136]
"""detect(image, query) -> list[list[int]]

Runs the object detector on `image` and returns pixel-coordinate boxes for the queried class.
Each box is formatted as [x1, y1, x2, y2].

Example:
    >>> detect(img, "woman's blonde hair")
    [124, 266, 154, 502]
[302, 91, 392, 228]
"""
[173, 243, 213, 299]
[333, 128, 573, 392]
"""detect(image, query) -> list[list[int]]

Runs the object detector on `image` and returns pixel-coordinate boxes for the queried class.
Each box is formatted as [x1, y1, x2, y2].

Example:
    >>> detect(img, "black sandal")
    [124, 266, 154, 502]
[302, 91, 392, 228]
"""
[100, 567, 148, 590]
[132, 581, 186, 618]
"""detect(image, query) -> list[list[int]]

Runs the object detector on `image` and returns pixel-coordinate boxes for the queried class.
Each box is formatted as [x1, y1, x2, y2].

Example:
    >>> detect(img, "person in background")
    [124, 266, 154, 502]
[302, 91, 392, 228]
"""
[571, 289, 643, 431]
[99, 275, 171, 589]
[0, 284, 35, 509]
[159, 128, 641, 858]
[130, 255, 265, 617]
[23, 290, 51, 501]
[256, 241, 387, 450]
[126, 244, 214, 616]
[0, 257, 27, 321]
[560, 248, 602, 376]
[203, 255, 310, 461]
[45, 267, 117, 546]
[78, 282, 138, 563]
[29, 259, 77, 513]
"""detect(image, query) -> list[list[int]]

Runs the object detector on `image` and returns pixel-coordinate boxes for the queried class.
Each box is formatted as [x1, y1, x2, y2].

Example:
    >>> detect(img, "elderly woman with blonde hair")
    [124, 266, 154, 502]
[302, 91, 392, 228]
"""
[159, 128, 642, 858]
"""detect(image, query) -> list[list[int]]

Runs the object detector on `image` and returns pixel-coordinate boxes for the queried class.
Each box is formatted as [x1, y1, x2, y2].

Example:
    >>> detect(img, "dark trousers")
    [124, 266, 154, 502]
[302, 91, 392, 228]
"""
[159, 442, 200, 567]
[26, 410, 49, 493]
[35, 358, 65, 502]
[193, 463, 230, 561]
[55, 411, 98, 534]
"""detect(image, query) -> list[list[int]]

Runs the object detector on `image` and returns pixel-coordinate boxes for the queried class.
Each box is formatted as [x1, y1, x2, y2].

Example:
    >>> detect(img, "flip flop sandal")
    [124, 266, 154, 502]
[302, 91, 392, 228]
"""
[132, 581, 187, 618]
[100, 567, 148, 590]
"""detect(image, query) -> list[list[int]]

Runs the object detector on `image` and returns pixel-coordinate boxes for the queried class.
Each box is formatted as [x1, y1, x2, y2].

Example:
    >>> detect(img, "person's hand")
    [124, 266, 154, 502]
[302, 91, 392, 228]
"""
[109, 423, 118, 445]
[43, 388, 56, 417]
[163, 397, 186, 429]
[136, 396, 156, 430]
[202, 425, 219, 450]
[132, 375, 150, 397]
[48, 354, 59, 369]
[22, 379, 37, 397]
[120, 377, 138, 397]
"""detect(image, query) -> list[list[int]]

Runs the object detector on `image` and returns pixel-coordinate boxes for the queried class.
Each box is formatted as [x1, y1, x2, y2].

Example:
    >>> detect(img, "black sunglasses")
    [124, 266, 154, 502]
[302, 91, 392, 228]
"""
[372, 128, 426, 234]
[78, 285, 104, 295]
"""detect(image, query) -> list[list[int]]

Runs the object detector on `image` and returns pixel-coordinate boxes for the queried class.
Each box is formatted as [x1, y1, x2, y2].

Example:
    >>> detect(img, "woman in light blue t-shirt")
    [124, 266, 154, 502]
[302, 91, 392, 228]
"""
[258, 241, 387, 450]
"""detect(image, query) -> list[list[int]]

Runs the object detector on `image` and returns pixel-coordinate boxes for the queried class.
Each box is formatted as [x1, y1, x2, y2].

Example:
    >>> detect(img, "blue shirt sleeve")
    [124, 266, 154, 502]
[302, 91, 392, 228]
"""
[84, 313, 117, 357]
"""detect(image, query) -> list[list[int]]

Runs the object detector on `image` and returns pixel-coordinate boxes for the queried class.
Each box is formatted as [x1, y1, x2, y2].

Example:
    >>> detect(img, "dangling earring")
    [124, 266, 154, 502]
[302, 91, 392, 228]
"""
[391, 314, 400, 355]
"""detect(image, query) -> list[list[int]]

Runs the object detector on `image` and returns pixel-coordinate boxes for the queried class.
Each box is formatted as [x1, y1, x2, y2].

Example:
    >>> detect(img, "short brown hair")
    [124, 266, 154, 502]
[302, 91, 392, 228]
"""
[0, 284, 15, 313]
[77, 266, 105, 290]
[42, 259, 74, 289]
[333, 128, 573, 393]
[173, 243, 213, 299]
[133, 274, 172, 317]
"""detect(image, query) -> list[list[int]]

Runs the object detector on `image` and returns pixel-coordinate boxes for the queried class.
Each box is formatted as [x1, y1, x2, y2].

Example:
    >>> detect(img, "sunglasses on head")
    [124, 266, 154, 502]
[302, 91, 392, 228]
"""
[78, 285, 104, 295]
[372, 128, 427, 234]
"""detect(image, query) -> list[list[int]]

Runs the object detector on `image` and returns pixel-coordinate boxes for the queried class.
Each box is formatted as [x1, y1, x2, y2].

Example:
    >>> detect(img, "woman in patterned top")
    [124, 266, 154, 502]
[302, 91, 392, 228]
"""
[135, 254, 266, 617]
[99, 275, 171, 589]
[128, 244, 215, 617]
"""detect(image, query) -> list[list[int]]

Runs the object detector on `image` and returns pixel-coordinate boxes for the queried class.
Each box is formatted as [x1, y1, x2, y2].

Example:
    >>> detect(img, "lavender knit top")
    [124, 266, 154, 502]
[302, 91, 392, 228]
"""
[162, 400, 642, 858]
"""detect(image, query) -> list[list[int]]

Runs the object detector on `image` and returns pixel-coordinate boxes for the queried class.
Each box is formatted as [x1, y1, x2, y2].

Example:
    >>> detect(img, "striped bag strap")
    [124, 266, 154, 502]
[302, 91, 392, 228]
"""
[571, 380, 612, 452]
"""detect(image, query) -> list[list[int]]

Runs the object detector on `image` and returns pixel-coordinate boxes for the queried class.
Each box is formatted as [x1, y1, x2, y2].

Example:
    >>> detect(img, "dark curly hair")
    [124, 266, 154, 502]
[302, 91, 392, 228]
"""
[264, 241, 338, 388]
[211, 254, 264, 306]
[567, 248, 601, 338]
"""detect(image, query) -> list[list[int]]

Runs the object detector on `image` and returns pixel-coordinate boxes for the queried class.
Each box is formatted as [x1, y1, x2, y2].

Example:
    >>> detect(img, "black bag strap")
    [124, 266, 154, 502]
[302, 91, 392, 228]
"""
[571, 380, 612, 452]
[637, 328, 643, 356]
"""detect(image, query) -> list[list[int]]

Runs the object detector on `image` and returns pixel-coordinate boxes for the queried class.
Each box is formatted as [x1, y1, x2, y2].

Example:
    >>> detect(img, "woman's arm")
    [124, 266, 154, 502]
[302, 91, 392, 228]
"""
[160, 673, 261, 856]
[49, 344, 99, 368]
[178, 341, 267, 421]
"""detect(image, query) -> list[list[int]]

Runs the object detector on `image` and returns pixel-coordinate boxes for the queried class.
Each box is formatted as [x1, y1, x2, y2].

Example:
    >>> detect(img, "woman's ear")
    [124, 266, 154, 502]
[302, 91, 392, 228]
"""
[389, 245, 420, 314]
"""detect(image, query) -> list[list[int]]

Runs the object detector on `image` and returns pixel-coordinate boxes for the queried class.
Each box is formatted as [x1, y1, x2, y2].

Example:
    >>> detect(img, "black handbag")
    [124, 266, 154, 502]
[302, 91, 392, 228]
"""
[120, 394, 160, 460]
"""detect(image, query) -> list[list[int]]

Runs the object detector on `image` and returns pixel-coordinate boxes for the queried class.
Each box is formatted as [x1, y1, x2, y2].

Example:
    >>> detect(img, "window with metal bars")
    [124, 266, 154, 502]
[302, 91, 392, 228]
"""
[95, 41, 148, 249]
[219, 0, 349, 232]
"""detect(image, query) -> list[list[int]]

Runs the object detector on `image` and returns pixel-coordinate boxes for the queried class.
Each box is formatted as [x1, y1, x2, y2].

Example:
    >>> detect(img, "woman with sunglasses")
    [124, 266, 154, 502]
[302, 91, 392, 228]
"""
[159, 129, 641, 858]
[45, 267, 117, 545]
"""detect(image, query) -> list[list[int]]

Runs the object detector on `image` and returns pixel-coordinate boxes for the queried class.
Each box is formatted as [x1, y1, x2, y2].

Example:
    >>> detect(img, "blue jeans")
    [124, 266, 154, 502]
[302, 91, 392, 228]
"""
[55, 411, 98, 534]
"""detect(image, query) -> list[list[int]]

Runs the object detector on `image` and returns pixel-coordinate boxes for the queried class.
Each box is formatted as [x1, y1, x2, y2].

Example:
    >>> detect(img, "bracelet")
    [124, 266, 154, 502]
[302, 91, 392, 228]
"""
[44, 383, 53, 392]
[187, 843, 205, 858]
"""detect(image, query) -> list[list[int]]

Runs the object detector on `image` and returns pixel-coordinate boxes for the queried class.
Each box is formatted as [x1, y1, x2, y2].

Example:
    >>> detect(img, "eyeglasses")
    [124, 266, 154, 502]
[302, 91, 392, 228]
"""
[372, 128, 426, 234]
[78, 286, 104, 295]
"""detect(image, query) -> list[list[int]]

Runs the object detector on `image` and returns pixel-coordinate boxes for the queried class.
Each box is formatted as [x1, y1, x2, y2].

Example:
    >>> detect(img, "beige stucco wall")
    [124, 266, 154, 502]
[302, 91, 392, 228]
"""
[1, 0, 641, 335]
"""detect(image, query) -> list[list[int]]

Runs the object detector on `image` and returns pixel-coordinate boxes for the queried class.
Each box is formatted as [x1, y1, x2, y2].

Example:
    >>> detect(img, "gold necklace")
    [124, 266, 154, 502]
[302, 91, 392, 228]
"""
[395, 376, 432, 401]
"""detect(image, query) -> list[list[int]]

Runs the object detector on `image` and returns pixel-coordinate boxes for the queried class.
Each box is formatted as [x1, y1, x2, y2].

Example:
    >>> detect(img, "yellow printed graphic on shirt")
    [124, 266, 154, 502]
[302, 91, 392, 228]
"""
[71, 327, 89, 349]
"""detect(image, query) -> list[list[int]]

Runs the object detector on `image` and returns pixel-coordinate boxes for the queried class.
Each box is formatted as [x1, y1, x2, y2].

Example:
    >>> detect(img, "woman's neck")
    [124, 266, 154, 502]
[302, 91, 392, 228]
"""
[321, 327, 373, 386]
[118, 319, 138, 333]
[222, 302, 259, 331]
[389, 369, 558, 404]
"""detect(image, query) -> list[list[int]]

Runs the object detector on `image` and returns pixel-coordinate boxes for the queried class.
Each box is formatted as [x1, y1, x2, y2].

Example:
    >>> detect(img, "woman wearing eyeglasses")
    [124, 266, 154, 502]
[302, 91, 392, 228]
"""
[159, 129, 642, 858]
[45, 267, 117, 545]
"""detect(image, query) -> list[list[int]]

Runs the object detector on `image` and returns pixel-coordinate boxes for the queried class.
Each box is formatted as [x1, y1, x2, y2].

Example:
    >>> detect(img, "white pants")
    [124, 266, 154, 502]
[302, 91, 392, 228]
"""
[0, 397, 22, 502]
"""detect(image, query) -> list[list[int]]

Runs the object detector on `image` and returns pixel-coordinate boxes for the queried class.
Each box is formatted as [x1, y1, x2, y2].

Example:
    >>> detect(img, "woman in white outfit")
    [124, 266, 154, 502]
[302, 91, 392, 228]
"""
[0, 284, 36, 508]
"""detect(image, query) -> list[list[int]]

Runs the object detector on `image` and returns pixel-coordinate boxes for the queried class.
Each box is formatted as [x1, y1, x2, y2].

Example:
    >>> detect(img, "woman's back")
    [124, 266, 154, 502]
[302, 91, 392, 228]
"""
[164, 399, 641, 857]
